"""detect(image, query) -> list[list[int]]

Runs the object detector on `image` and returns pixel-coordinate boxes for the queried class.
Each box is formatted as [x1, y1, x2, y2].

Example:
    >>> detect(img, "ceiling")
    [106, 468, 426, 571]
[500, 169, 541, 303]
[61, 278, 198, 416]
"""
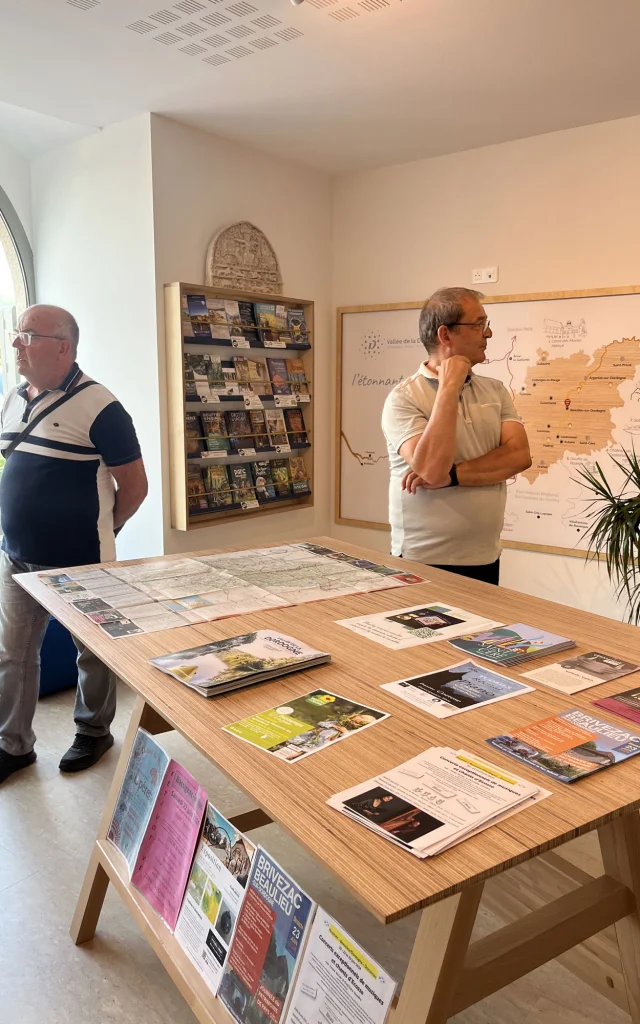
[1, 0, 640, 173]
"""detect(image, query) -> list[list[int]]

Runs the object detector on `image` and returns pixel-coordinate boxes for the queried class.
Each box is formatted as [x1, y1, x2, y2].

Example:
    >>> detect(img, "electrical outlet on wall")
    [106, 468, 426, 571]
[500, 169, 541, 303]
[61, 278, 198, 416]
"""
[471, 267, 499, 284]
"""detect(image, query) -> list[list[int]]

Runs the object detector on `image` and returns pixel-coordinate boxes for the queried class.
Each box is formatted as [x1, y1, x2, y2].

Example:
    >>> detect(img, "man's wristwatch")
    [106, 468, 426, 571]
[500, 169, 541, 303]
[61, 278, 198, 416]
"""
[448, 465, 459, 487]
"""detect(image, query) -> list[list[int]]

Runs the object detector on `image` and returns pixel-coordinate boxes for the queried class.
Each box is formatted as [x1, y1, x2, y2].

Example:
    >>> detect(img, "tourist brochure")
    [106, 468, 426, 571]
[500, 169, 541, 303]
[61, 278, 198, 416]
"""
[175, 803, 256, 996]
[381, 660, 534, 719]
[487, 708, 640, 783]
[107, 729, 169, 872]
[223, 690, 389, 763]
[108, 730, 207, 929]
[282, 909, 396, 1024]
[328, 747, 547, 858]
[523, 651, 640, 694]
[219, 847, 315, 1024]
[336, 602, 501, 650]
[593, 687, 640, 727]
[131, 760, 207, 929]
[149, 631, 331, 698]
[449, 623, 575, 666]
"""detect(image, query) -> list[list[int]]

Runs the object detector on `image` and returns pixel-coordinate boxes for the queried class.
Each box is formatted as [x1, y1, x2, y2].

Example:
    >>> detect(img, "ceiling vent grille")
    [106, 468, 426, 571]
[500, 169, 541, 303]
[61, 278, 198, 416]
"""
[154, 30, 182, 43]
[177, 20, 206, 33]
[201, 11, 231, 25]
[180, 42, 207, 54]
[329, 5, 359, 18]
[252, 13, 280, 27]
[359, 0, 389, 9]
[150, 9, 180, 23]
[250, 35, 278, 49]
[174, 0, 205, 12]
[226, 1, 258, 16]
[203, 52, 230, 65]
[226, 44, 253, 57]
[202, 32, 228, 45]
[275, 26, 303, 40]
[126, 19, 155, 33]
[66, 0, 100, 9]
[306, 0, 339, 8]
[226, 23, 254, 37]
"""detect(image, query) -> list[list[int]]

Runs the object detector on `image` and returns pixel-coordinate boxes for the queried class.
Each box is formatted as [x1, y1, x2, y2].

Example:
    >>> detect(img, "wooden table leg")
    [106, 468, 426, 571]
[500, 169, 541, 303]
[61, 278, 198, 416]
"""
[599, 811, 640, 1022]
[70, 696, 172, 945]
[393, 883, 484, 1024]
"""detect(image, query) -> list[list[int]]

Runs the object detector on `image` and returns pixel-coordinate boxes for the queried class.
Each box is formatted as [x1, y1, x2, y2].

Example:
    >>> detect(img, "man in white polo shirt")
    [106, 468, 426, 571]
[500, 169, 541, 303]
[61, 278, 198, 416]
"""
[381, 287, 531, 585]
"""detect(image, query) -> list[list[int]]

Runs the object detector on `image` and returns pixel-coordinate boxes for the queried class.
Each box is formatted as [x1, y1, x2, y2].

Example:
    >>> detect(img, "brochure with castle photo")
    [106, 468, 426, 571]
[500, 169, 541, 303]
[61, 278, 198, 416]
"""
[523, 651, 640, 694]
[175, 802, 256, 996]
[150, 631, 331, 697]
[382, 660, 533, 719]
[336, 602, 501, 650]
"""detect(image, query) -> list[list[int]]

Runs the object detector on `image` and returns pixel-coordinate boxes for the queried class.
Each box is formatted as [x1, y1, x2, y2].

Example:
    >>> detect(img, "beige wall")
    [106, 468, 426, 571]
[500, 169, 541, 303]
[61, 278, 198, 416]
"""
[150, 115, 333, 554]
[331, 114, 640, 618]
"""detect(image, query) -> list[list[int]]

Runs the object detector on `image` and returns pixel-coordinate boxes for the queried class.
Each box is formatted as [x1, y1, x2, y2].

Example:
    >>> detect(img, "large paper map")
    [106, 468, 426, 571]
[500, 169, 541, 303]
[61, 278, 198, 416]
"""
[37, 543, 427, 639]
[338, 291, 640, 554]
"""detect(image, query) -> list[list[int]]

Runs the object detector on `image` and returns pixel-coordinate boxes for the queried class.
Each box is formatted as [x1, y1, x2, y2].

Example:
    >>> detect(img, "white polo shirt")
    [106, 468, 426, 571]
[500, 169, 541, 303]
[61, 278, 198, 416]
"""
[381, 364, 520, 566]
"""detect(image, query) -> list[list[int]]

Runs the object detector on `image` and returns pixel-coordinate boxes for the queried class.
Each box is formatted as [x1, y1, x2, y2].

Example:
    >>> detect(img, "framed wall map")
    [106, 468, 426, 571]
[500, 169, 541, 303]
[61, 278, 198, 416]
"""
[336, 287, 640, 557]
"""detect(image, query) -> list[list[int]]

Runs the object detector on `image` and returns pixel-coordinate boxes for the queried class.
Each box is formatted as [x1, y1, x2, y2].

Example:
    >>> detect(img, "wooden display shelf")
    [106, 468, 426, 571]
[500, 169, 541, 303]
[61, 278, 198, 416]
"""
[165, 283, 315, 531]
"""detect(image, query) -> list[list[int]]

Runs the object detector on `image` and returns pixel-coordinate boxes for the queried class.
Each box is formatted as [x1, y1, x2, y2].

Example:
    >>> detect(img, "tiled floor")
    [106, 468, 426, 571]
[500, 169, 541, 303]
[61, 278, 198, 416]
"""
[0, 683, 631, 1024]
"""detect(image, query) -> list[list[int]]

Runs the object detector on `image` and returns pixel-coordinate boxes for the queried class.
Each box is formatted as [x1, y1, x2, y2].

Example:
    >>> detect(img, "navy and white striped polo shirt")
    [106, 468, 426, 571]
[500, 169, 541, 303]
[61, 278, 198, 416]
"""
[0, 363, 141, 567]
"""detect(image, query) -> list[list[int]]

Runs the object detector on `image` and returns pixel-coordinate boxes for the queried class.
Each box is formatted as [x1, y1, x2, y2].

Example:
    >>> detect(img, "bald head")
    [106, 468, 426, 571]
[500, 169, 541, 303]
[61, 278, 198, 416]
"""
[19, 304, 79, 357]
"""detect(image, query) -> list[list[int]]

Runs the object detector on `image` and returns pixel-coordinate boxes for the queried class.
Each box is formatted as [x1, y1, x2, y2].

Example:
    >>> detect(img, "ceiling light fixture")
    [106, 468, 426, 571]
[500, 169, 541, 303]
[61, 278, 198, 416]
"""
[290, 0, 306, 6]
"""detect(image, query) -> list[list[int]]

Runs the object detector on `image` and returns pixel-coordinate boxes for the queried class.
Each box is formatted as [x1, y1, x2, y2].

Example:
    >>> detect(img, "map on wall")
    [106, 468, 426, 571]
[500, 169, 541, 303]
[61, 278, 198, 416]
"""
[337, 290, 640, 555]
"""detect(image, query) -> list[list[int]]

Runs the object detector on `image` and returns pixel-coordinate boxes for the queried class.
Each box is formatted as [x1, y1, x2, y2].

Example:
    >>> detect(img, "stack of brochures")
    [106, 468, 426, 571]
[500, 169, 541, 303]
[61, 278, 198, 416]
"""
[487, 708, 640, 783]
[149, 630, 331, 697]
[327, 747, 548, 858]
[449, 623, 576, 667]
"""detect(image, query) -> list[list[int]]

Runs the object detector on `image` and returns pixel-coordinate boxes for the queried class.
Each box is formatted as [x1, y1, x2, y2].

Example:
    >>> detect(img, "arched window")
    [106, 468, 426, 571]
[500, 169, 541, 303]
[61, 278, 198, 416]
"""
[0, 185, 34, 396]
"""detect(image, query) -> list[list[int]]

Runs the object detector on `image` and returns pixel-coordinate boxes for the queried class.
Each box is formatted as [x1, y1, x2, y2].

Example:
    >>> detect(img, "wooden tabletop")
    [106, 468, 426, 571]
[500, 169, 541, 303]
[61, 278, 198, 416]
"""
[18, 536, 640, 925]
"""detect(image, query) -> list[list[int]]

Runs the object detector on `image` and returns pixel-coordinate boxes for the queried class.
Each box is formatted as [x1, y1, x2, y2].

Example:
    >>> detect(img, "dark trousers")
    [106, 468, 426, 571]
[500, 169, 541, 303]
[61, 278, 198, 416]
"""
[397, 555, 500, 586]
[429, 559, 500, 586]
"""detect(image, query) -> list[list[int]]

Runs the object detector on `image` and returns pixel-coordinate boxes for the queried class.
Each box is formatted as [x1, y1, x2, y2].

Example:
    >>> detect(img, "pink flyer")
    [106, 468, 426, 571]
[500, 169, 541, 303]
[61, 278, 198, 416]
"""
[132, 760, 207, 930]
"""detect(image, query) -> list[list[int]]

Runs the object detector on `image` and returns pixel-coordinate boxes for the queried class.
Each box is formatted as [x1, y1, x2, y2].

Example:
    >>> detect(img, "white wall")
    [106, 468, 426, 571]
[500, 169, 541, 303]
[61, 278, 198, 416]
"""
[149, 115, 333, 554]
[331, 115, 640, 619]
[0, 136, 32, 242]
[30, 115, 163, 559]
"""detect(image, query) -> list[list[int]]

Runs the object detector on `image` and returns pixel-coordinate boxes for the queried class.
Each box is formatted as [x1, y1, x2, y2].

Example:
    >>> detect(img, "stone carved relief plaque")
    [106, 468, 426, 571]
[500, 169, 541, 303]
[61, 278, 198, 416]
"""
[205, 222, 283, 294]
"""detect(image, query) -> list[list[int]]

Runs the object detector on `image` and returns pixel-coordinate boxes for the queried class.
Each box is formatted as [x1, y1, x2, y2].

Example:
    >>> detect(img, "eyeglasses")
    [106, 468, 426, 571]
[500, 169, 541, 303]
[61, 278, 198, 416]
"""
[445, 319, 491, 334]
[8, 331, 64, 346]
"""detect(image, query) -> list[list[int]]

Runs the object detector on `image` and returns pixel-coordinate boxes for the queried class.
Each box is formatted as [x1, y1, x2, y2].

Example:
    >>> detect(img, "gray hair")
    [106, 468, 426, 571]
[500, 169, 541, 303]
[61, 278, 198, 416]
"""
[419, 287, 484, 354]
[59, 311, 80, 357]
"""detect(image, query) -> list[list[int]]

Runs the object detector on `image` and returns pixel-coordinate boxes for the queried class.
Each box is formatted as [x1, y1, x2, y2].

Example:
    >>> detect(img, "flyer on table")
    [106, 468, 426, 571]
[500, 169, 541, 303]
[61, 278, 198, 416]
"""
[593, 687, 640, 727]
[223, 690, 389, 762]
[283, 909, 396, 1024]
[523, 652, 640, 695]
[487, 708, 640, 783]
[336, 603, 501, 650]
[382, 660, 533, 718]
[175, 803, 256, 995]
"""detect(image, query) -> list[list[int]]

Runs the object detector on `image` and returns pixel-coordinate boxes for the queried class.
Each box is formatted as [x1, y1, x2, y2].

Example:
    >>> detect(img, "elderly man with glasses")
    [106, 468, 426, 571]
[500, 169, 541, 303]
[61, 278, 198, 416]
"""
[0, 304, 148, 784]
[382, 287, 531, 585]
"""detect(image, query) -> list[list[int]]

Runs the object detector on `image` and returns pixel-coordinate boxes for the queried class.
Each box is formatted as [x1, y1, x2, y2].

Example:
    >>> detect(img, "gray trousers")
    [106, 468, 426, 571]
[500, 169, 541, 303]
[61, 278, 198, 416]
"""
[0, 550, 117, 756]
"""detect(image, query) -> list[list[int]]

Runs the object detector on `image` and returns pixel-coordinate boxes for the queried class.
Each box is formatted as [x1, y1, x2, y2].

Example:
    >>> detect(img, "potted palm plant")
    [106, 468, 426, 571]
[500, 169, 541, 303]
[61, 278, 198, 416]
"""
[576, 447, 640, 624]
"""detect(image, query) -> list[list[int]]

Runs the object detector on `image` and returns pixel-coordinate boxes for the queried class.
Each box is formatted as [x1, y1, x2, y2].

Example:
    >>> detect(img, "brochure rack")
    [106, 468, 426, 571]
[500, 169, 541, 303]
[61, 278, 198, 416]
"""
[165, 282, 315, 530]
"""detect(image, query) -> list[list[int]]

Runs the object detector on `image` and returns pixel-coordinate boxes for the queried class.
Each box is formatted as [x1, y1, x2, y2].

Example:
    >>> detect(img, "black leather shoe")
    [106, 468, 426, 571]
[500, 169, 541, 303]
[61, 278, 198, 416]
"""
[59, 733, 114, 773]
[0, 748, 37, 784]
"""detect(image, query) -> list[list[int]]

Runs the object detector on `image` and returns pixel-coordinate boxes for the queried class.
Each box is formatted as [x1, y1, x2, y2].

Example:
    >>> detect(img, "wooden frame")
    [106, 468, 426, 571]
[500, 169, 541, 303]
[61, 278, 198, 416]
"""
[335, 286, 640, 556]
[166, 282, 315, 531]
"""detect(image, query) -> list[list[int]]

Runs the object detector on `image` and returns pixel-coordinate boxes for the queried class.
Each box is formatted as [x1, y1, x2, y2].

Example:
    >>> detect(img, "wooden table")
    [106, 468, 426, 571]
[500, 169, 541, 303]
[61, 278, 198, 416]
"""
[18, 537, 640, 1024]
